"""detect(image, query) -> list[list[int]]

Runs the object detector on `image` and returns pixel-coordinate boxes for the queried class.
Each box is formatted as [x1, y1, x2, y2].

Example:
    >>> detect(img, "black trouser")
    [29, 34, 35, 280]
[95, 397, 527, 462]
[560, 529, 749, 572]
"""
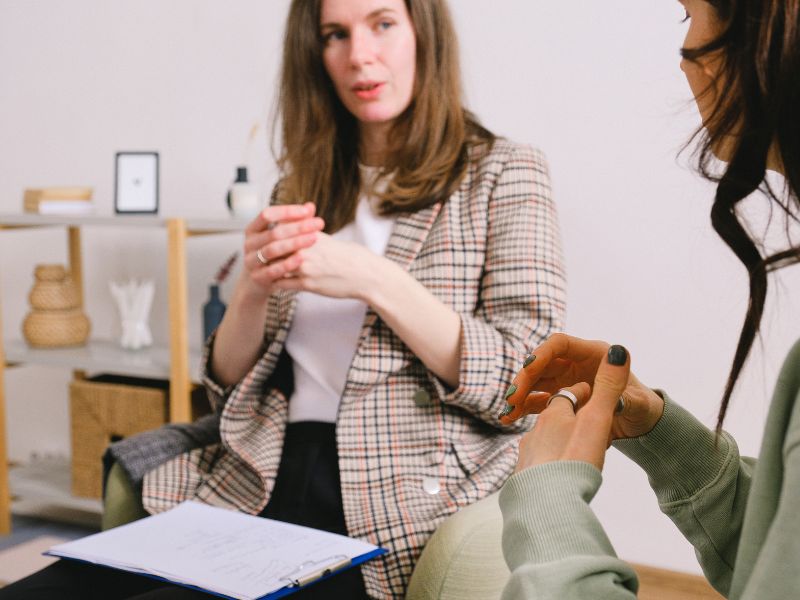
[0, 422, 370, 599]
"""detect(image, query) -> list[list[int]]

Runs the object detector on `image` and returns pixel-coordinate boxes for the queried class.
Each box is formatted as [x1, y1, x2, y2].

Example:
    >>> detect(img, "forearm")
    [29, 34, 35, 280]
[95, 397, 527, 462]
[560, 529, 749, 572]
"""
[362, 257, 462, 388]
[500, 462, 638, 599]
[613, 396, 752, 594]
[209, 275, 272, 387]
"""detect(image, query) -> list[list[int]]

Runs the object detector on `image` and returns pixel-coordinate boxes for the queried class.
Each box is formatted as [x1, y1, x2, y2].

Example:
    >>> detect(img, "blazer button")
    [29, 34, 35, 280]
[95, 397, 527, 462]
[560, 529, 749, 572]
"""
[422, 477, 441, 495]
[413, 388, 432, 407]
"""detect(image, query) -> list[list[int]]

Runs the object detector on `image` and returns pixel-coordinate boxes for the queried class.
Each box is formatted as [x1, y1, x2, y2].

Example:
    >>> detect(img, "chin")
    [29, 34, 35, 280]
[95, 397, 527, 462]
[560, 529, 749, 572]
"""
[354, 107, 401, 124]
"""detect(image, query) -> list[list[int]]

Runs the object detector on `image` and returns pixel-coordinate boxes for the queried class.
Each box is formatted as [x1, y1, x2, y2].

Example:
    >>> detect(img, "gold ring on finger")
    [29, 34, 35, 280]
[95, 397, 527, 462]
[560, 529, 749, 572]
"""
[256, 248, 268, 265]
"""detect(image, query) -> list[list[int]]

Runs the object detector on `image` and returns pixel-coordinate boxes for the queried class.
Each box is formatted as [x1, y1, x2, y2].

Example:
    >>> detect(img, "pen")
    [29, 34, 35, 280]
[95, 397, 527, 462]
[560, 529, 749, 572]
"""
[292, 556, 353, 587]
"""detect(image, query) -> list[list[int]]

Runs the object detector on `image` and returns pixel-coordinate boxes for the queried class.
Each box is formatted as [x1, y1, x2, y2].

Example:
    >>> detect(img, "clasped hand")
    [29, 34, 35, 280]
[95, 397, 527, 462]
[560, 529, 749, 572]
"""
[501, 333, 665, 472]
[242, 203, 379, 300]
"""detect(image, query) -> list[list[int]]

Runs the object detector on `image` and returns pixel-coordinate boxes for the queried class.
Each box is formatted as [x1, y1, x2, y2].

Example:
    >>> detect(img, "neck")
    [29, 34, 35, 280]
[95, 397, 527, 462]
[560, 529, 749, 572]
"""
[766, 144, 785, 176]
[359, 121, 392, 166]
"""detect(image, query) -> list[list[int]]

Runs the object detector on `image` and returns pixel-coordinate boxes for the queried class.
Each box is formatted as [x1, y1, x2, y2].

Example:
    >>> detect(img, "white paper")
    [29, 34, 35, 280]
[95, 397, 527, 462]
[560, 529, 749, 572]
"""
[47, 501, 383, 600]
[36, 200, 94, 214]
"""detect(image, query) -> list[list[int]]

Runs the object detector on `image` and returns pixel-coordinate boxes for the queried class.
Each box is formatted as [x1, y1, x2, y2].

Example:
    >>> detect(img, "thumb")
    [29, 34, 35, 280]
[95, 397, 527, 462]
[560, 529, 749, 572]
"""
[566, 345, 630, 469]
[590, 344, 630, 413]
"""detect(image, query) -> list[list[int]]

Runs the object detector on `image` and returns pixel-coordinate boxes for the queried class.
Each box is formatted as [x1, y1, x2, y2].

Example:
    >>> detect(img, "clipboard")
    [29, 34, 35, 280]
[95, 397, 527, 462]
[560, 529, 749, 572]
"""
[45, 501, 387, 600]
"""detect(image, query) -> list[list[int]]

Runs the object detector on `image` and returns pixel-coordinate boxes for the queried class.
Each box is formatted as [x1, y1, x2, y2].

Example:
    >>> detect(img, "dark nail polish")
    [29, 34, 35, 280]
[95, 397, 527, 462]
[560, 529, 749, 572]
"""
[499, 403, 514, 417]
[505, 384, 518, 399]
[523, 353, 536, 368]
[608, 345, 628, 366]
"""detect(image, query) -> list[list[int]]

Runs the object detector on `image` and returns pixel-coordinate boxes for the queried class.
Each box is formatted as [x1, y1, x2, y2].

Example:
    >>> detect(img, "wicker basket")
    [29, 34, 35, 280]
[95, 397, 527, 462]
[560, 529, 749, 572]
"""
[34, 264, 68, 282]
[28, 279, 80, 311]
[22, 309, 90, 348]
[70, 375, 168, 498]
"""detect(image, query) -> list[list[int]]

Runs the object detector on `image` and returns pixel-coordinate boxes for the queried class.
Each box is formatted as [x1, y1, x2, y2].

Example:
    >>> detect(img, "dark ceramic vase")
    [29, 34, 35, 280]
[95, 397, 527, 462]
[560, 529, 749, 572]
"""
[202, 284, 226, 340]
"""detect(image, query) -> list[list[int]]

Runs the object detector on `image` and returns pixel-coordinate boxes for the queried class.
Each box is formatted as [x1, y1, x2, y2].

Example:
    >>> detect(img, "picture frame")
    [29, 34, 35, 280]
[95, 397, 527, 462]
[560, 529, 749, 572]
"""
[114, 152, 159, 214]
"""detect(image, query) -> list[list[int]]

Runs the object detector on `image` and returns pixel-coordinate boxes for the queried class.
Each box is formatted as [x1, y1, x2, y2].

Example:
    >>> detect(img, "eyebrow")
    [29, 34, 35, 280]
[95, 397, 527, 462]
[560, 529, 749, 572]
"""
[320, 7, 396, 31]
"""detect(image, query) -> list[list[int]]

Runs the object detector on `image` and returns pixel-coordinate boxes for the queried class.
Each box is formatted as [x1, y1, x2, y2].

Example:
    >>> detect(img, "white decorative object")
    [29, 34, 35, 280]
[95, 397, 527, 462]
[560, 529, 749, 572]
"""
[110, 279, 155, 350]
[115, 152, 159, 214]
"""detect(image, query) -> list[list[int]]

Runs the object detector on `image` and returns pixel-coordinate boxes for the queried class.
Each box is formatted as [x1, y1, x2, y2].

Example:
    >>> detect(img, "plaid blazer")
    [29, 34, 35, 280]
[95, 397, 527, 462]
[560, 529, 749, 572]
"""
[141, 139, 566, 599]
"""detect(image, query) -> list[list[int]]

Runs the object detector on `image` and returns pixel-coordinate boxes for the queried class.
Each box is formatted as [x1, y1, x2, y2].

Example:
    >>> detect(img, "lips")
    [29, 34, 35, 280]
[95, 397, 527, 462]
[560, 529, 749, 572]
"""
[353, 81, 381, 91]
[352, 81, 384, 100]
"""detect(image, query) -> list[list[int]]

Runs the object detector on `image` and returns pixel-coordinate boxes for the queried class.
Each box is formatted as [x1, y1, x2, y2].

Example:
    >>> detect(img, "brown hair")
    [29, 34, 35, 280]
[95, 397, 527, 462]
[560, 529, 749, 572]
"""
[274, 0, 495, 233]
[682, 0, 800, 431]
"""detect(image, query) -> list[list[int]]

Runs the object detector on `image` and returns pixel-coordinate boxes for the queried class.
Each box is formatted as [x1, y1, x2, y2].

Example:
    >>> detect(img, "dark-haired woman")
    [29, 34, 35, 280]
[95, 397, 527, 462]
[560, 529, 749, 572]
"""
[498, 1, 800, 598]
[0, 0, 563, 598]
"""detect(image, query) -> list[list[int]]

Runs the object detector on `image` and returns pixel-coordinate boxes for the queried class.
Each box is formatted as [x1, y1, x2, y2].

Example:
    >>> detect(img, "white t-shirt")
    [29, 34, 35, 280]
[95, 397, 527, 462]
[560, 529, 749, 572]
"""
[285, 171, 395, 423]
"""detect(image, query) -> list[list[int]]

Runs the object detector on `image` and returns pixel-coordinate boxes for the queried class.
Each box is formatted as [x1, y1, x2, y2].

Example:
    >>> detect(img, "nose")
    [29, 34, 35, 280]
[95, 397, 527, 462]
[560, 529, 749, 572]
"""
[349, 27, 376, 68]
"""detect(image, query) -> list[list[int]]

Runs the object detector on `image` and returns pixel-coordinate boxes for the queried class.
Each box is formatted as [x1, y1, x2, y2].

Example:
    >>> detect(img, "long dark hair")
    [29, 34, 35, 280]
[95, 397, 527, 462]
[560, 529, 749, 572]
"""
[275, 0, 495, 233]
[683, 0, 800, 431]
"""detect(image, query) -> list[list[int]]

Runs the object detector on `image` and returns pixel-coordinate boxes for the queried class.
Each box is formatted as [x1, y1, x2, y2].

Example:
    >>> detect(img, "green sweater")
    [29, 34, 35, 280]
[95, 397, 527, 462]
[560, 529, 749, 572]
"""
[499, 338, 800, 599]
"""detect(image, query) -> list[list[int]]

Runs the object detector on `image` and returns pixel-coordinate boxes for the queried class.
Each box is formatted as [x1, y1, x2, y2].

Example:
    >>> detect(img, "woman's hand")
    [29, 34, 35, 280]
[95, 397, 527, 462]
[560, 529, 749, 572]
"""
[514, 347, 630, 472]
[500, 333, 664, 441]
[242, 202, 325, 300]
[272, 232, 384, 300]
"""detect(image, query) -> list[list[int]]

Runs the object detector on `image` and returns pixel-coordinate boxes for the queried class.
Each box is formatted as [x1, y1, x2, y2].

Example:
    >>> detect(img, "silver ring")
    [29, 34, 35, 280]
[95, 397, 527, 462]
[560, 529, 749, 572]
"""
[256, 248, 268, 265]
[546, 388, 578, 411]
[615, 395, 625, 414]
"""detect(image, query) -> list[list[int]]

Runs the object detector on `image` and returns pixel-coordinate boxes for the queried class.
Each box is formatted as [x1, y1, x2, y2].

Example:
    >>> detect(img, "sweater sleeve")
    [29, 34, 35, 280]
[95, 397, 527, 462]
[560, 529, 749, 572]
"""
[427, 145, 566, 429]
[499, 461, 639, 599]
[613, 396, 754, 595]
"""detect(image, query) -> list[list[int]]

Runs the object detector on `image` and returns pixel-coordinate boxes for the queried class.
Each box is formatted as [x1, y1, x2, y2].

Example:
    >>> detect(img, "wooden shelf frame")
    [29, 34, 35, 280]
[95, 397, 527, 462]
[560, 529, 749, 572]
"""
[0, 214, 246, 534]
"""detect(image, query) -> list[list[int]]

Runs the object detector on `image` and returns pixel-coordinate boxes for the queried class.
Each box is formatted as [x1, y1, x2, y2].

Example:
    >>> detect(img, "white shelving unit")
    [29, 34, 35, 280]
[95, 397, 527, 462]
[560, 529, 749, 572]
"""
[0, 213, 247, 534]
[3, 340, 202, 382]
[10, 458, 103, 528]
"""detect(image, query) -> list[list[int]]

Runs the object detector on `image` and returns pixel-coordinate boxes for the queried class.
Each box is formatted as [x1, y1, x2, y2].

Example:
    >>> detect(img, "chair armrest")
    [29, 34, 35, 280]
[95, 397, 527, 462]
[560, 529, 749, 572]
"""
[406, 492, 509, 600]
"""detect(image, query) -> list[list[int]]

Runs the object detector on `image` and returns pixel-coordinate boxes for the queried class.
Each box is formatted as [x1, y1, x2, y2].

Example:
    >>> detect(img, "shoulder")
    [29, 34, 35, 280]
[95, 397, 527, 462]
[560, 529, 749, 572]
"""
[458, 138, 551, 204]
[470, 138, 549, 176]
[777, 338, 800, 393]
[774, 338, 800, 455]
[461, 138, 551, 197]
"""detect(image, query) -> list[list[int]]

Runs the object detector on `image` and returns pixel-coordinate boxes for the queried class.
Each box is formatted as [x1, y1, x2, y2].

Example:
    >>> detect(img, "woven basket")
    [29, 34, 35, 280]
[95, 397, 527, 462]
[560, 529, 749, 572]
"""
[70, 375, 168, 498]
[28, 279, 80, 311]
[34, 264, 68, 282]
[22, 309, 90, 347]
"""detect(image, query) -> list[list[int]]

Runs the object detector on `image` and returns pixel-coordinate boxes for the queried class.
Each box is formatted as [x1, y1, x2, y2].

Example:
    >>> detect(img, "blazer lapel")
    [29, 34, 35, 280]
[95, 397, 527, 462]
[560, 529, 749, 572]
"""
[343, 201, 444, 394]
[364, 201, 443, 331]
[383, 202, 444, 270]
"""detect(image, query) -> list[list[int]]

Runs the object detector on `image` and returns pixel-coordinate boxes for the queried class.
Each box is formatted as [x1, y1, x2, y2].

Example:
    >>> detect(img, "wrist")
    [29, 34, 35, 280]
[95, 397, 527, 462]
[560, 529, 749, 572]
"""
[645, 389, 666, 433]
[231, 273, 272, 311]
[358, 255, 398, 306]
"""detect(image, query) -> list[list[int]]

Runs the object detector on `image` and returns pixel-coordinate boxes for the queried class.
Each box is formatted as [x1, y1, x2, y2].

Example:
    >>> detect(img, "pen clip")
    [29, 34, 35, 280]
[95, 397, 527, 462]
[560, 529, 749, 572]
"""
[279, 554, 352, 588]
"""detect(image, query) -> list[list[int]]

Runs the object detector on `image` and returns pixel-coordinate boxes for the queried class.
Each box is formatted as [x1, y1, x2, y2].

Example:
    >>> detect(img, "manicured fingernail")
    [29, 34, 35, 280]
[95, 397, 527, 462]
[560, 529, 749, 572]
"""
[523, 353, 536, 368]
[499, 403, 514, 417]
[505, 384, 517, 399]
[608, 345, 628, 366]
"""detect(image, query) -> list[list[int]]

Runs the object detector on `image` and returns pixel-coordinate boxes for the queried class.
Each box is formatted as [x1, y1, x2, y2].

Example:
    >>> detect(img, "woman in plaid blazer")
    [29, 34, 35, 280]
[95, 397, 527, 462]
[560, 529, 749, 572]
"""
[0, 2, 564, 600]
[140, 1, 566, 599]
[0, 2, 565, 600]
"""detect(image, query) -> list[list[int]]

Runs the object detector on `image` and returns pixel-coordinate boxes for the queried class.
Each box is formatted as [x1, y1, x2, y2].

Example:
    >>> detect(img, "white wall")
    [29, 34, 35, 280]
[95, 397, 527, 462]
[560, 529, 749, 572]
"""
[2, 0, 799, 575]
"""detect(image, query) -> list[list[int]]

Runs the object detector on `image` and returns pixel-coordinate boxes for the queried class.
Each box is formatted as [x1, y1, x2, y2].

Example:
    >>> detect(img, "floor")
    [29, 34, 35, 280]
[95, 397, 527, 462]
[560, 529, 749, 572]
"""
[0, 514, 97, 552]
[0, 514, 98, 587]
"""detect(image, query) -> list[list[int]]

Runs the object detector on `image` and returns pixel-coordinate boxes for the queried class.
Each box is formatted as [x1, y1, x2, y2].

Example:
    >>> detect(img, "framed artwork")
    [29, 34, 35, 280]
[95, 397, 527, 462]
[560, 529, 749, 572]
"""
[114, 152, 159, 214]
